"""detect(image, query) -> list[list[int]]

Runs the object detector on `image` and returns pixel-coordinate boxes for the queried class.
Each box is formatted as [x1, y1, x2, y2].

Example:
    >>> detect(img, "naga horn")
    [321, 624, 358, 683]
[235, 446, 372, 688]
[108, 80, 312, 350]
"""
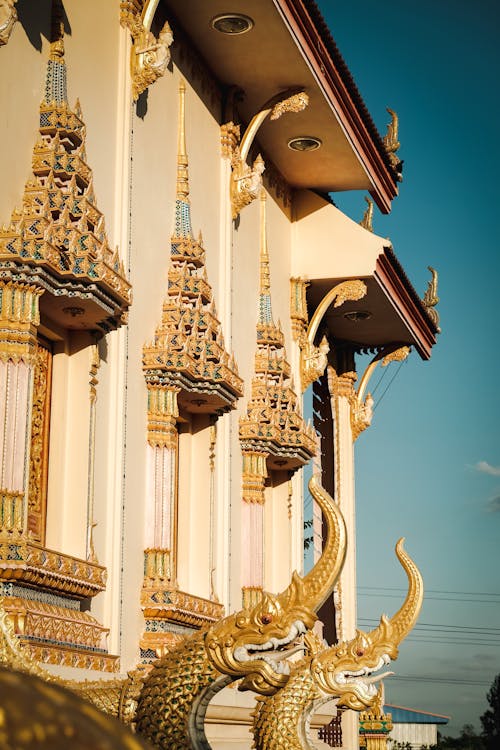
[369, 538, 424, 649]
[312, 539, 423, 708]
[277, 475, 347, 613]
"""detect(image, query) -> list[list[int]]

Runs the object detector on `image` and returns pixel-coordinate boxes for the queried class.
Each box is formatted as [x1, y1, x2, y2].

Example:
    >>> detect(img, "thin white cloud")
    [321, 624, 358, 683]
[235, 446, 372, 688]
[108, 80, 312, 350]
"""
[475, 461, 500, 476]
[487, 496, 500, 513]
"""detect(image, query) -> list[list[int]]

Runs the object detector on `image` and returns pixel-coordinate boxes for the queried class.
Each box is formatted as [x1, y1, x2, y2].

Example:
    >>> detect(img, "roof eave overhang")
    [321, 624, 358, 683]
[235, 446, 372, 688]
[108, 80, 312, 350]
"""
[375, 247, 438, 360]
[274, 0, 398, 212]
[292, 191, 438, 359]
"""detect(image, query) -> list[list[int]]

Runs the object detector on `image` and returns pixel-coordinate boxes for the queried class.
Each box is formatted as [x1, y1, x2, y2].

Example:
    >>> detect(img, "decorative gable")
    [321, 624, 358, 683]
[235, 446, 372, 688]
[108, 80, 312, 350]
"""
[0, 38, 131, 332]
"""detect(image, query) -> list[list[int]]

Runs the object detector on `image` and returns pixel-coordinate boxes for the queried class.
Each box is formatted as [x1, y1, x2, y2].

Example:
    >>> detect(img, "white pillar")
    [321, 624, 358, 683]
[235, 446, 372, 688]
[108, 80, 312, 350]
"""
[327, 366, 358, 750]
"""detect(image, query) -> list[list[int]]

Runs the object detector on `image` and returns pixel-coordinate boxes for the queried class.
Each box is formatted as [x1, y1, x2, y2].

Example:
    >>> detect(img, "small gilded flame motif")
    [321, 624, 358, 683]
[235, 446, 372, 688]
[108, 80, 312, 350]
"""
[382, 346, 410, 368]
[383, 107, 400, 154]
[383, 106, 403, 178]
[270, 92, 309, 120]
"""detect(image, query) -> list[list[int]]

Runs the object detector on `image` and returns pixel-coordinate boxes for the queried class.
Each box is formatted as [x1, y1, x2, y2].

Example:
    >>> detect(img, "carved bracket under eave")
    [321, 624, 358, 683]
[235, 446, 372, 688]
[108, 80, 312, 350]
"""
[296, 279, 368, 392]
[120, 0, 173, 101]
[351, 345, 411, 440]
[0, 0, 17, 46]
[224, 90, 309, 219]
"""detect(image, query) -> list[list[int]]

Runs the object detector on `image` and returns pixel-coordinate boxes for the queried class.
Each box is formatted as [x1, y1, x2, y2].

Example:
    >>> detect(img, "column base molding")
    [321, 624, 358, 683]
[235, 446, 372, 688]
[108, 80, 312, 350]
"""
[2, 592, 119, 673]
[0, 535, 107, 599]
[141, 581, 224, 662]
[18, 639, 119, 673]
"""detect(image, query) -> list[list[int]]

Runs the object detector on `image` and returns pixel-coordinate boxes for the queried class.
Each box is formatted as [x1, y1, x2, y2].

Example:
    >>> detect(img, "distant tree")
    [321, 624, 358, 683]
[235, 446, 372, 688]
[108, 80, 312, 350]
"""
[481, 673, 500, 750]
[436, 724, 485, 749]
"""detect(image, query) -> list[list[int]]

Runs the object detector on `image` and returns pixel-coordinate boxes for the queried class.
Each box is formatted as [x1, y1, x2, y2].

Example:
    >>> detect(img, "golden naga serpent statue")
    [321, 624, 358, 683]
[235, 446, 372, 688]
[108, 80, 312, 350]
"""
[133, 476, 346, 749]
[252, 539, 424, 750]
[0, 476, 347, 750]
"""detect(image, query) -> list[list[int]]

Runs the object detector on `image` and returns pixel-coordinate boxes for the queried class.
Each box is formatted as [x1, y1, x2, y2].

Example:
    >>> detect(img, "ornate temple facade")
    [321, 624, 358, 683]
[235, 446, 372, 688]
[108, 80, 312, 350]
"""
[0, 1, 438, 748]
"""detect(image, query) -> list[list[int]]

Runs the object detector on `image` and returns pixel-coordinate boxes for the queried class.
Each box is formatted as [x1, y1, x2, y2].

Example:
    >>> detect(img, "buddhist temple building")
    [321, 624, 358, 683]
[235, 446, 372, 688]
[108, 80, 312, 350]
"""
[0, 1, 438, 748]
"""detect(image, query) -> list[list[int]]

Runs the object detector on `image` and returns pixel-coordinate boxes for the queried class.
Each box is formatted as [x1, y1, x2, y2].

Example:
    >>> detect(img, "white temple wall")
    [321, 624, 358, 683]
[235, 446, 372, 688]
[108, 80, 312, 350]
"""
[177, 413, 212, 599]
[0, 0, 309, 669]
[45, 331, 92, 561]
[0, 13, 48, 220]
[63, 0, 121, 237]
[264, 471, 293, 593]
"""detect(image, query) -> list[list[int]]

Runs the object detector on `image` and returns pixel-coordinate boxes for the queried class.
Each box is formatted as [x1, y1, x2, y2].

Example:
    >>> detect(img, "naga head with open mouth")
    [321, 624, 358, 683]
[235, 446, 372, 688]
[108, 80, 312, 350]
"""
[205, 476, 347, 695]
[311, 538, 423, 710]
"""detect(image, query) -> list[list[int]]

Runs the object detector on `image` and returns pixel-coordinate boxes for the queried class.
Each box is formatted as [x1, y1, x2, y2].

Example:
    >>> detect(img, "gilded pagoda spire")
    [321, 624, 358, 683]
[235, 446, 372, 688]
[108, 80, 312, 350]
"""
[258, 190, 272, 324]
[45, 37, 67, 104]
[46, 0, 66, 99]
[240, 191, 315, 607]
[240, 192, 316, 472]
[141, 79, 238, 653]
[172, 80, 198, 242]
[176, 81, 188, 200]
[175, 80, 192, 238]
[143, 79, 242, 410]
[253, 192, 287, 384]
[0, 18, 130, 332]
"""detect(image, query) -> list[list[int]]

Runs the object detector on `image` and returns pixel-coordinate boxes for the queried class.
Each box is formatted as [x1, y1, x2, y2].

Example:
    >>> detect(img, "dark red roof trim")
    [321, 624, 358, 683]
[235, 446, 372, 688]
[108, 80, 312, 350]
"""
[375, 246, 438, 360]
[275, 0, 398, 212]
[301, 0, 398, 177]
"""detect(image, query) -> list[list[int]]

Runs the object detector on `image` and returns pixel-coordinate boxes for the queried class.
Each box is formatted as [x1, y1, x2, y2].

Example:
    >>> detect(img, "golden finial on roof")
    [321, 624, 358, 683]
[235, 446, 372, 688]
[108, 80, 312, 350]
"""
[423, 265, 439, 308]
[383, 107, 403, 179]
[360, 196, 374, 232]
[422, 265, 441, 332]
[176, 80, 189, 203]
[383, 107, 400, 153]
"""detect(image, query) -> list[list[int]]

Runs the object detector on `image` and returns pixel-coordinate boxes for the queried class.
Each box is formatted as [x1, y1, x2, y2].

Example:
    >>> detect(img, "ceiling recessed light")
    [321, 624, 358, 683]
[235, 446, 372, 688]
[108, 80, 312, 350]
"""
[287, 137, 322, 152]
[343, 310, 372, 322]
[211, 14, 254, 35]
[63, 306, 85, 318]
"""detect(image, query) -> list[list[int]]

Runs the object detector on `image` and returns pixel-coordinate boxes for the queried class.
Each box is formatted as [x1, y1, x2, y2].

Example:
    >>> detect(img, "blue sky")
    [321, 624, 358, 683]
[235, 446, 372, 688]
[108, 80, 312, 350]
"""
[315, 0, 500, 736]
